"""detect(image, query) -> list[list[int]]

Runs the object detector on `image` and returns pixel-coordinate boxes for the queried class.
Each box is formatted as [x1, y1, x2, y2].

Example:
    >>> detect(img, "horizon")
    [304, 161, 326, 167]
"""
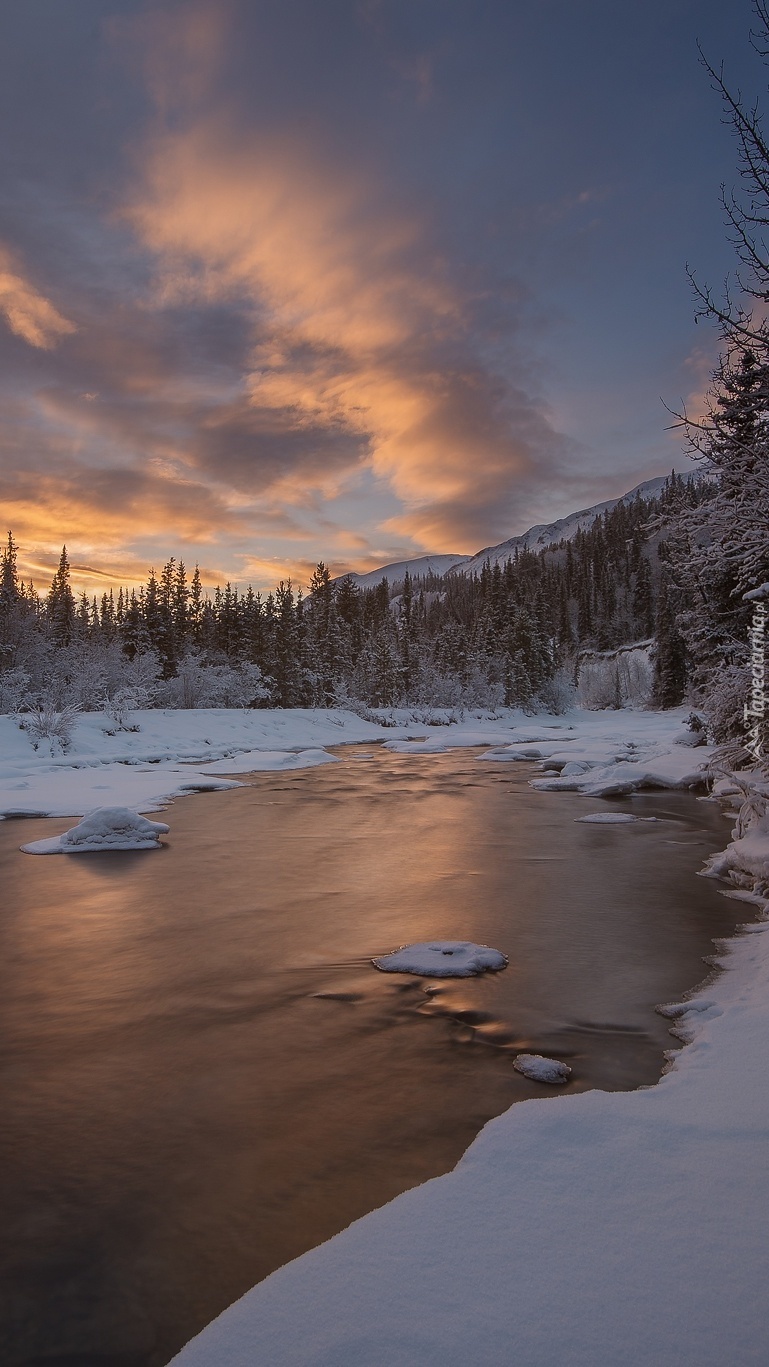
[6, 468, 689, 600]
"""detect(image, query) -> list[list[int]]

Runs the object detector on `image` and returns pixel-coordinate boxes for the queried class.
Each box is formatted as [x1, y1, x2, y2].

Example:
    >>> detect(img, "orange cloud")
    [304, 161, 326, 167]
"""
[121, 41, 565, 550]
[0, 244, 76, 350]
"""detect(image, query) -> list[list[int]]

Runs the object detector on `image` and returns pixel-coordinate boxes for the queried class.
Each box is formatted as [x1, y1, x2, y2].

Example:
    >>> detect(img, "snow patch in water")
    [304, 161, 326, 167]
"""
[373, 941, 507, 977]
[513, 1053, 572, 1084]
[575, 812, 652, 824]
[21, 806, 169, 854]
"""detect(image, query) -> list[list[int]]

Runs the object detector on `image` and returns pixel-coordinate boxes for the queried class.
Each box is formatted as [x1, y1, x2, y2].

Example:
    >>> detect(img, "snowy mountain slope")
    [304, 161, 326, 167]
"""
[453, 475, 670, 577]
[340, 475, 671, 589]
[342, 553, 469, 588]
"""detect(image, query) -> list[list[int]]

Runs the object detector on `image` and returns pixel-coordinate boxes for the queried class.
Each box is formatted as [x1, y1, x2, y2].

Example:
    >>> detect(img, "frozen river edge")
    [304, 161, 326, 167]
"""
[3, 704, 768, 1365]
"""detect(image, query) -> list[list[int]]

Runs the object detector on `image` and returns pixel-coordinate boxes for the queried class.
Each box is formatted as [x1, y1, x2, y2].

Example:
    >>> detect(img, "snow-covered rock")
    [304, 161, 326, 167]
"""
[373, 941, 507, 978]
[21, 806, 170, 854]
[513, 1054, 572, 1084]
[575, 812, 648, 824]
[561, 760, 591, 775]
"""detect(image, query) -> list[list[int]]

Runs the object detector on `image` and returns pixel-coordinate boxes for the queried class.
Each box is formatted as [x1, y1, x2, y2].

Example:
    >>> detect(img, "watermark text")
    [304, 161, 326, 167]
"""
[744, 601, 767, 759]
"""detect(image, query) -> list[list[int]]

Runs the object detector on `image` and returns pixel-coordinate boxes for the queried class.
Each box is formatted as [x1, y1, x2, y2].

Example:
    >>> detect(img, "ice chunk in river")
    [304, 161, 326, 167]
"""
[513, 1053, 572, 1084]
[373, 941, 507, 977]
[21, 806, 170, 854]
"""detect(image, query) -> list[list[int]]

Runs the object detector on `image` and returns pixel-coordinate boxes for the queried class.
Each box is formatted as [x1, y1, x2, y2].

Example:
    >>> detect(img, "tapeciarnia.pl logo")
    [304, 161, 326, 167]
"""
[744, 600, 767, 760]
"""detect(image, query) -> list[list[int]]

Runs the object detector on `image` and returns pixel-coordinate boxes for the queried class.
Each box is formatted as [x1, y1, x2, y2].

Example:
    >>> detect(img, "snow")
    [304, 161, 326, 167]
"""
[512, 1054, 572, 1084]
[575, 812, 654, 824]
[154, 703, 769, 1367]
[0, 705, 710, 820]
[199, 748, 339, 775]
[530, 744, 711, 797]
[21, 806, 169, 854]
[373, 941, 508, 978]
[701, 814, 769, 886]
[341, 553, 469, 588]
[455, 476, 670, 576]
[0, 708, 391, 818]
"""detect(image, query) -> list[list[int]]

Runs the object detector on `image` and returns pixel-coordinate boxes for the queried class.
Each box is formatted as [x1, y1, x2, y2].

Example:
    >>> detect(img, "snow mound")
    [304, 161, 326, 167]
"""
[373, 941, 507, 977]
[485, 746, 545, 761]
[532, 747, 710, 796]
[576, 812, 642, 824]
[701, 814, 769, 884]
[21, 806, 170, 855]
[199, 747, 339, 775]
[513, 1053, 572, 1084]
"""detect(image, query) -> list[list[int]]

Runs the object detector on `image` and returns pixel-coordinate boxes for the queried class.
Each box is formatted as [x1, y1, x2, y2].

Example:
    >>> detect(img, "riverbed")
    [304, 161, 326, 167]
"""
[0, 745, 740, 1366]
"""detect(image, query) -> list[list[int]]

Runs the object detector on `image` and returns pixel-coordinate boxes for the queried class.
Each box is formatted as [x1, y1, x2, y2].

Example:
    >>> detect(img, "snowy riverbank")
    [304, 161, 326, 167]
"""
[169, 908, 769, 1367]
[0, 703, 711, 819]
[4, 703, 767, 1364]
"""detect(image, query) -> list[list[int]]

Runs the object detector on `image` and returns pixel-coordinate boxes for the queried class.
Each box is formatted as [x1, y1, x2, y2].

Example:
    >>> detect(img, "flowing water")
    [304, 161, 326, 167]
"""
[0, 744, 745, 1366]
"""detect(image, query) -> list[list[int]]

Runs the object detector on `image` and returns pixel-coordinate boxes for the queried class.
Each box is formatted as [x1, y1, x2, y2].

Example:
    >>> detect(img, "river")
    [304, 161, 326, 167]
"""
[0, 744, 742, 1366]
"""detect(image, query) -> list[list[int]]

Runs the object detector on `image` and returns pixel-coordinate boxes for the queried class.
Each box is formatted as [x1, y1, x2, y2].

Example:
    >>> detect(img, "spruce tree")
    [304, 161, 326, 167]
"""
[47, 546, 76, 646]
[0, 532, 19, 612]
[653, 570, 688, 708]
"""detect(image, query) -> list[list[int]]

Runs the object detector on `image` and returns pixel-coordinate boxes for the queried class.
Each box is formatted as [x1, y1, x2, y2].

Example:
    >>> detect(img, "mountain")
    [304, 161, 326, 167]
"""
[452, 476, 670, 577]
[342, 553, 470, 589]
[340, 476, 671, 589]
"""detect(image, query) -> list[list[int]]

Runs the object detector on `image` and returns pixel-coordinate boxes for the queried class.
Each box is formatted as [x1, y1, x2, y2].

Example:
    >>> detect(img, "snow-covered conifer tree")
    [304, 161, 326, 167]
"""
[47, 547, 76, 647]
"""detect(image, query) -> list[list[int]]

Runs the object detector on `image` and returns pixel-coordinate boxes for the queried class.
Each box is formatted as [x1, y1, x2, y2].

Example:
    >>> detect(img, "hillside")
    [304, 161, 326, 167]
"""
[341, 476, 670, 587]
[453, 476, 670, 576]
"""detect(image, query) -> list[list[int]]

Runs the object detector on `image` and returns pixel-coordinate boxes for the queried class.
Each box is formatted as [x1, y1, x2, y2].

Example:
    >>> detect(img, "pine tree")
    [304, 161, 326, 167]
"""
[399, 570, 419, 700]
[144, 571, 161, 652]
[632, 555, 654, 638]
[121, 590, 146, 659]
[0, 532, 22, 662]
[47, 546, 76, 646]
[0, 531, 19, 612]
[653, 570, 688, 708]
[189, 565, 203, 645]
[174, 561, 189, 646]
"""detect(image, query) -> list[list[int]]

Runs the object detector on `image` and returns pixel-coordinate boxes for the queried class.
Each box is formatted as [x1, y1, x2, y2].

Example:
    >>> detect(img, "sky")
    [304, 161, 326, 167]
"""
[0, 0, 762, 595]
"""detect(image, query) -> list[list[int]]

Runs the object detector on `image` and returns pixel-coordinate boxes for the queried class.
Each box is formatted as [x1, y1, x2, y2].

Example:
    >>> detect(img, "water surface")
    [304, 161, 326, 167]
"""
[0, 745, 743, 1366]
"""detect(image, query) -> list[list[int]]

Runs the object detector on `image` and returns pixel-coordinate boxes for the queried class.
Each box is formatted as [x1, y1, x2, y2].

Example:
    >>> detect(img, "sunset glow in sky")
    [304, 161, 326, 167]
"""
[0, 1, 758, 593]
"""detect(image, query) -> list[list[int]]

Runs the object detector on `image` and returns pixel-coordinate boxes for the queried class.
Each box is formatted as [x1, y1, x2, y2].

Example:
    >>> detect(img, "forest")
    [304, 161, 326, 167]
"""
[0, 465, 743, 731]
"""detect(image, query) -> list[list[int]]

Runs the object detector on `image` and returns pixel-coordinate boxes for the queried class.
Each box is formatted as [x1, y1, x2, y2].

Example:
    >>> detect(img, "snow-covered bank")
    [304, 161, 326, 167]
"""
[0, 708, 390, 818]
[0, 704, 710, 819]
[167, 833, 769, 1366]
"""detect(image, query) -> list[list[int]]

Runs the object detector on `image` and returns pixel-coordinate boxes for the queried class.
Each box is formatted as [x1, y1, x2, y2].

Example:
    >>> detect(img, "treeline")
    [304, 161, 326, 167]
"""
[0, 475, 711, 716]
